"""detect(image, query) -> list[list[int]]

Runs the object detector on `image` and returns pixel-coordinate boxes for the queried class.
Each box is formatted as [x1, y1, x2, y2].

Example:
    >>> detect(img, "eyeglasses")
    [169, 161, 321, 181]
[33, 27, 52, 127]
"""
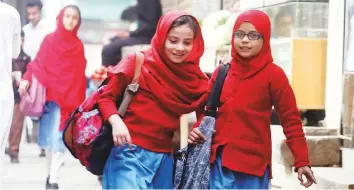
[233, 31, 262, 40]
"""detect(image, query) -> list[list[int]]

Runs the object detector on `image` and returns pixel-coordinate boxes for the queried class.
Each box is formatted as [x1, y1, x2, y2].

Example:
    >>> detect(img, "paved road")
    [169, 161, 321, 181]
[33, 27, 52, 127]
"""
[2, 142, 101, 190]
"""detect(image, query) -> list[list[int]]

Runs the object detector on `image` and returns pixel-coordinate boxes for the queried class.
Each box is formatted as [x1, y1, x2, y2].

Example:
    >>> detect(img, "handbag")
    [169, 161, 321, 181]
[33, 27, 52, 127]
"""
[174, 62, 230, 189]
[62, 52, 144, 175]
[20, 75, 46, 117]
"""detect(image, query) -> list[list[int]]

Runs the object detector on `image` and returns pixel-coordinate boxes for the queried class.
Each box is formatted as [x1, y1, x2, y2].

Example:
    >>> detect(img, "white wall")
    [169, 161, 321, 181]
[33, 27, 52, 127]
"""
[324, 0, 345, 130]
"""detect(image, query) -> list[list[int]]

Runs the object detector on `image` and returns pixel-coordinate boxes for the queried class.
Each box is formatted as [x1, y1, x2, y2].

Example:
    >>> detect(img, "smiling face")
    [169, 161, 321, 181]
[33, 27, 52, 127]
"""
[164, 24, 194, 64]
[62, 7, 80, 31]
[233, 22, 264, 58]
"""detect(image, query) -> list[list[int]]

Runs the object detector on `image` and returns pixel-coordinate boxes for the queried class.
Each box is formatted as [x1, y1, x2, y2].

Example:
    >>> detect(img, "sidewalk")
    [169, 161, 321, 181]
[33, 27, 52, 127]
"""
[2, 142, 101, 189]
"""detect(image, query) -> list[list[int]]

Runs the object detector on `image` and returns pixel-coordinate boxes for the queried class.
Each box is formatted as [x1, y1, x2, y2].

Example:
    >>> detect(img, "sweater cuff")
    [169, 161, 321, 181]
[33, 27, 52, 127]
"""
[98, 101, 119, 122]
[286, 137, 310, 168]
[294, 162, 311, 172]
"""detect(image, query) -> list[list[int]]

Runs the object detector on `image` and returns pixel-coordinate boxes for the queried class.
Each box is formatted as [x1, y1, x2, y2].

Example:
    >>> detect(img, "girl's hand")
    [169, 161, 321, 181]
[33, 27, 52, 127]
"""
[297, 166, 317, 188]
[188, 127, 206, 144]
[18, 80, 29, 96]
[109, 114, 132, 149]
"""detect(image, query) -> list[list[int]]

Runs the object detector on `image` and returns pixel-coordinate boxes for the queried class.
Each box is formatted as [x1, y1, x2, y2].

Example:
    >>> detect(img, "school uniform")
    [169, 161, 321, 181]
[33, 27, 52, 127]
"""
[198, 10, 310, 189]
[23, 7, 87, 186]
[98, 11, 209, 189]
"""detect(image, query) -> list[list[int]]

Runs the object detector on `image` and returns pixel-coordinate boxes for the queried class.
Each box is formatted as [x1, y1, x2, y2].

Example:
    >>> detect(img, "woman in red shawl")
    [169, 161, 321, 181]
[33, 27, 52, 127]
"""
[189, 10, 317, 189]
[97, 11, 208, 189]
[19, 5, 86, 189]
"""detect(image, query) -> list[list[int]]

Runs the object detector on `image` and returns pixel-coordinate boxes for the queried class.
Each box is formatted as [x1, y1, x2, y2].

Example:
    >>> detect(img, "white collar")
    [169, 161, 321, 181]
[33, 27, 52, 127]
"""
[29, 19, 44, 29]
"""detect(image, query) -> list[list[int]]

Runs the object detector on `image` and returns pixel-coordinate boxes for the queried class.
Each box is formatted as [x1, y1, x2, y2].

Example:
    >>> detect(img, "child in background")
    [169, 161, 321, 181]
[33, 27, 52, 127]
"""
[86, 66, 112, 98]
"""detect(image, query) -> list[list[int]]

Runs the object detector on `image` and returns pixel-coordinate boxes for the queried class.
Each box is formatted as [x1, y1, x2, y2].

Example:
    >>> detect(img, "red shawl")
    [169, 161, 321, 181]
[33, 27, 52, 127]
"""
[26, 6, 86, 130]
[110, 11, 209, 115]
[230, 10, 274, 79]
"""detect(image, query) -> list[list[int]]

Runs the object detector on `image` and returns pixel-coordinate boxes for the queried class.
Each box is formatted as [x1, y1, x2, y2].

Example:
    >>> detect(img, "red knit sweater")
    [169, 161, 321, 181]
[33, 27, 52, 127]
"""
[195, 63, 310, 178]
[97, 70, 181, 153]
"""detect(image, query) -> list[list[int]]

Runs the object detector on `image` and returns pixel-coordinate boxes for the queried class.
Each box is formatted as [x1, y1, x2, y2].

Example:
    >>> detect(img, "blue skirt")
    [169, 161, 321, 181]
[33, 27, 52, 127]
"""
[210, 148, 270, 189]
[38, 101, 65, 153]
[103, 144, 173, 189]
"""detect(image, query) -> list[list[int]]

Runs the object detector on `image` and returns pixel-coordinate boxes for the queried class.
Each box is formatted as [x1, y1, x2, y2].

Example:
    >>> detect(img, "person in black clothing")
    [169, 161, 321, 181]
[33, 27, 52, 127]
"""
[101, 0, 162, 66]
[121, 4, 138, 22]
[6, 31, 31, 163]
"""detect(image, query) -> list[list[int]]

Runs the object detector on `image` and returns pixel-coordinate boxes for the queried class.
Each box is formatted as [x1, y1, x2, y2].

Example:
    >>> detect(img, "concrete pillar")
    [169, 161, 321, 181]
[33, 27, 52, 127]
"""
[324, 0, 345, 130]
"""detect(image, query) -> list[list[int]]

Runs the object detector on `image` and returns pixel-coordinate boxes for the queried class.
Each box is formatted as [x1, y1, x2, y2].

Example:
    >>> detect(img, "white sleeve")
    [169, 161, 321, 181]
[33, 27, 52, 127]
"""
[12, 10, 21, 58]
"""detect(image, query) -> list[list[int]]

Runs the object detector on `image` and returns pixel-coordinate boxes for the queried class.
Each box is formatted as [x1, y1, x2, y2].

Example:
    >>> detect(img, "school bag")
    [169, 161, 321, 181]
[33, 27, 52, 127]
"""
[20, 75, 46, 117]
[63, 52, 144, 175]
[174, 62, 230, 189]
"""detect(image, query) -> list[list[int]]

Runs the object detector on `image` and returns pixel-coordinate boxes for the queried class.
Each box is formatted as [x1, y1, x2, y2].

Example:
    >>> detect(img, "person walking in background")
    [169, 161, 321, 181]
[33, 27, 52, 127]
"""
[19, 5, 87, 189]
[101, 0, 162, 67]
[189, 10, 316, 189]
[23, 1, 54, 157]
[6, 31, 31, 164]
[98, 11, 208, 189]
[0, 1, 21, 186]
[23, 1, 53, 60]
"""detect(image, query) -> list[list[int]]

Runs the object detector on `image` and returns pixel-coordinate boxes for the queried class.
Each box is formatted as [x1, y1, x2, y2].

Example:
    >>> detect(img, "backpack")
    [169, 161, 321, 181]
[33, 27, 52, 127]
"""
[62, 52, 144, 175]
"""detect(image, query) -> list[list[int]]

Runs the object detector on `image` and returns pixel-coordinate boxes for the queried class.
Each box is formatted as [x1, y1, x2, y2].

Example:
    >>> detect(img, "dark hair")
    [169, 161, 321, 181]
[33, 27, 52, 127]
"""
[26, 1, 43, 10]
[170, 15, 198, 38]
[21, 30, 25, 37]
[274, 8, 294, 24]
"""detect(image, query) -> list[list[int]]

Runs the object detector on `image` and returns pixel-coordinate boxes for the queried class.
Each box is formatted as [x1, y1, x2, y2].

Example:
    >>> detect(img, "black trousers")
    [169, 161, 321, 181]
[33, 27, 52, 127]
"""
[270, 109, 325, 126]
[101, 36, 151, 66]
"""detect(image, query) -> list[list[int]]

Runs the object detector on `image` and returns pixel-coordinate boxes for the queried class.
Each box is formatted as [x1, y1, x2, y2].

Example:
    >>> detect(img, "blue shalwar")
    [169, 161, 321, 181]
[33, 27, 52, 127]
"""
[38, 101, 65, 153]
[210, 147, 270, 189]
[103, 144, 174, 189]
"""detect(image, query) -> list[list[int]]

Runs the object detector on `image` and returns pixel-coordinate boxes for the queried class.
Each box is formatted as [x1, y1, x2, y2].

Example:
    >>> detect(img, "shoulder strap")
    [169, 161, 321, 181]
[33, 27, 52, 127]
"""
[98, 51, 144, 87]
[205, 63, 230, 117]
[132, 51, 144, 84]
[117, 51, 144, 117]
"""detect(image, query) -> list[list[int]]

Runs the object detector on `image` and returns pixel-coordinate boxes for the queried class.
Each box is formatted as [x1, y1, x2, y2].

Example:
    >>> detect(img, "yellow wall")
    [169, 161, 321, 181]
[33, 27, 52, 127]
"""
[291, 39, 327, 110]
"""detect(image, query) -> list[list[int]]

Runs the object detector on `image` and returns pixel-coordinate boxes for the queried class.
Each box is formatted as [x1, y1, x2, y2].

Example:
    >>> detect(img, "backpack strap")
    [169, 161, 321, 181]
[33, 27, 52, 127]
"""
[204, 62, 230, 117]
[117, 52, 144, 117]
[176, 63, 230, 188]
[132, 51, 144, 84]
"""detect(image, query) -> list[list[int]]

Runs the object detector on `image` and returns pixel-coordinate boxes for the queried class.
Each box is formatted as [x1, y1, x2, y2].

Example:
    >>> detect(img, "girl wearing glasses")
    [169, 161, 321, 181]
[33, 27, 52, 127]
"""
[188, 10, 316, 189]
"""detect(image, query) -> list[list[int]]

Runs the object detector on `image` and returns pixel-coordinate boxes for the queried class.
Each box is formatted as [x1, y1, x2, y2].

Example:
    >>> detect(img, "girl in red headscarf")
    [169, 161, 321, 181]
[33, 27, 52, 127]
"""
[189, 10, 317, 189]
[19, 5, 86, 189]
[97, 11, 208, 189]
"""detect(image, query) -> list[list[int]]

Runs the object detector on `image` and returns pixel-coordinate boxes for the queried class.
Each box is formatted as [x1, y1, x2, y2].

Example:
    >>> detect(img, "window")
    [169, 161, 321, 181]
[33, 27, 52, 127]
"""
[62, 0, 136, 44]
[262, 2, 328, 38]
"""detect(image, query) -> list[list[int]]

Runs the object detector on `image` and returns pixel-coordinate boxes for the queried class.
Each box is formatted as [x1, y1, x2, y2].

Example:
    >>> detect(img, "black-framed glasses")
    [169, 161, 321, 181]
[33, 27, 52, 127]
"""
[233, 31, 262, 40]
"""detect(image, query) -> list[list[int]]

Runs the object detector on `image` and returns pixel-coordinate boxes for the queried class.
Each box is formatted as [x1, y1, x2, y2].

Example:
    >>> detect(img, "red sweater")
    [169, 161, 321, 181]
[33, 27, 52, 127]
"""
[97, 69, 181, 153]
[197, 63, 309, 178]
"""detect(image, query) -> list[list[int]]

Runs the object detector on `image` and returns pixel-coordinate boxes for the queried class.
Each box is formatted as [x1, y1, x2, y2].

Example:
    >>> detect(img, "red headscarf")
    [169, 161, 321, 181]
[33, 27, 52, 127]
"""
[230, 10, 274, 78]
[27, 5, 86, 129]
[110, 11, 209, 115]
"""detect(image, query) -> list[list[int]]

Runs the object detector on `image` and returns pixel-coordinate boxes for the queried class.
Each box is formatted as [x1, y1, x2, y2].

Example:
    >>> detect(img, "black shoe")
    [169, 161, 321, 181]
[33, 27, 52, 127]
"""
[45, 176, 50, 188]
[45, 176, 59, 189]
[98, 175, 103, 185]
[46, 183, 59, 189]
[10, 156, 19, 164]
[39, 149, 46, 157]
